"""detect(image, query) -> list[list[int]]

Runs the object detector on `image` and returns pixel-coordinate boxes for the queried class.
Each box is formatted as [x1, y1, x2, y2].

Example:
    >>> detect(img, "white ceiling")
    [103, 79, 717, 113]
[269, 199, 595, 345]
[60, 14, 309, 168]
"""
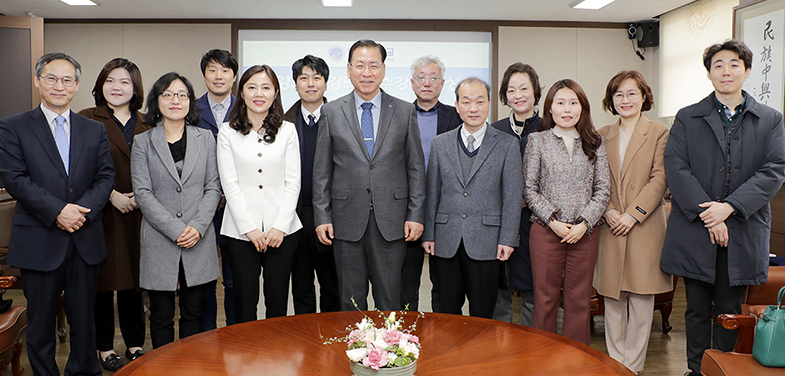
[0, 0, 694, 22]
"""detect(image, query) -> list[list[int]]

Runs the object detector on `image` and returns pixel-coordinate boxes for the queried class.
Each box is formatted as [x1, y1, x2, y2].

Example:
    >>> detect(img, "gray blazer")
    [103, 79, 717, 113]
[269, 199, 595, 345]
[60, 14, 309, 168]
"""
[423, 126, 523, 261]
[313, 91, 426, 242]
[131, 125, 222, 291]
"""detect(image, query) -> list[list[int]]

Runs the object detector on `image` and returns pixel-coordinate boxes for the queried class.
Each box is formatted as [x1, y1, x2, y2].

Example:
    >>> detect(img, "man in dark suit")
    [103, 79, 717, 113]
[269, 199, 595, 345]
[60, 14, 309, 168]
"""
[403, 55, 461, 311]
[313, 39, 426, 311]
[422, 77, 522, 318]
[195, 49, 238, 329]
[0, 52, 114, 376]
[284, 54, 340, 314]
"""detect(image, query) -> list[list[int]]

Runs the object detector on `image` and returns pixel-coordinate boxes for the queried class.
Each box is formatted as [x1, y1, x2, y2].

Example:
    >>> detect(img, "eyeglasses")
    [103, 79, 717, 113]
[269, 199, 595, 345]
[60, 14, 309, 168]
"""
[413, 75, 441, 84]
[40, 74, 77, 87]
[613, 91, 639, 102]
[350, 62, 382, 72]
[160, 91, 189, 101]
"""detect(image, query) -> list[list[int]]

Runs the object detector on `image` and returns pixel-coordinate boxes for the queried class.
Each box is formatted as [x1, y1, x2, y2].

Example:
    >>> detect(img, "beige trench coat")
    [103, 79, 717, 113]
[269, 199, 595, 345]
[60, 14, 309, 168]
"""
[594, 115, 672, 299]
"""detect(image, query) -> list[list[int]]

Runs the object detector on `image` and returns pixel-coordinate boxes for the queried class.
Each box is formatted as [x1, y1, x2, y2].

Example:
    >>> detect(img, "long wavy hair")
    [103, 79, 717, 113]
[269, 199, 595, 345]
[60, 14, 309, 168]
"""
[539, 79, 602, 163]
[228, 65, 283, 143]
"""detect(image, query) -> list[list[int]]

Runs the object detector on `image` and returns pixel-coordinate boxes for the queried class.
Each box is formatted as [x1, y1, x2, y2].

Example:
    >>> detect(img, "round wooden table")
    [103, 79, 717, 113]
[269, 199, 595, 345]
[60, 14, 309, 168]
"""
[114, 311, 634, 375]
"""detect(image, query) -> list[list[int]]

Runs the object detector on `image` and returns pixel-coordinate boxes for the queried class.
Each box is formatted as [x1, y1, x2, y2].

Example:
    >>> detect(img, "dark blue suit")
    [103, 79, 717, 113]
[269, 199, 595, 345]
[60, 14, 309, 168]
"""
[195, 93, 237, 329]
[0, 106, 114, 375]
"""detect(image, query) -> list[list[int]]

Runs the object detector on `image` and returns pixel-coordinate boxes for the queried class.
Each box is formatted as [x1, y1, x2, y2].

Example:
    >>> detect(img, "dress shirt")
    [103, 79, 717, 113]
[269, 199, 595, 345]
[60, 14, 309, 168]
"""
[353, 91, 381, 138]
[40, 104, 71, 148]
[301, 104, 322, 124]
[460, 122, 488, 149]
[207, 94, 232, 125]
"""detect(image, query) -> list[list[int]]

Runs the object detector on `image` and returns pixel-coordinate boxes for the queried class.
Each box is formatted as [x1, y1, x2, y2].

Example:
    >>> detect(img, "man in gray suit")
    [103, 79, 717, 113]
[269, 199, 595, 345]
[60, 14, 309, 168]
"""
[422, 77, 522, 318]
[313, 39, 426, 311]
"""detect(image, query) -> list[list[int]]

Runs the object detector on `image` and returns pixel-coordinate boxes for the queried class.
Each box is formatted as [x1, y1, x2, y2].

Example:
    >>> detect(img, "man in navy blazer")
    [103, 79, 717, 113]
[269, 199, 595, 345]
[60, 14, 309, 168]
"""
[403, 55, 461, 311]
[195, 48, 238, 329]
[0, 52, 114, 375]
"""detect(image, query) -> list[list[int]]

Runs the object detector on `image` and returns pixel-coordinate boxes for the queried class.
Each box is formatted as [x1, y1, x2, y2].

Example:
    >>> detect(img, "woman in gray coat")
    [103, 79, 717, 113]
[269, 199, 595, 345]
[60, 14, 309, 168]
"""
[131, 72, 221, 349]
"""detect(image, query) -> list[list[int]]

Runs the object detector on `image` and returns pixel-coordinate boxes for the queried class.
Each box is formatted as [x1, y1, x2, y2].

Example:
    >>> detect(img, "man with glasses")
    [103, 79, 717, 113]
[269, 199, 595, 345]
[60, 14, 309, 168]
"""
[313, 39, 426, 311]
[0, 52, 115, 375]
[404, 55, 461, 311]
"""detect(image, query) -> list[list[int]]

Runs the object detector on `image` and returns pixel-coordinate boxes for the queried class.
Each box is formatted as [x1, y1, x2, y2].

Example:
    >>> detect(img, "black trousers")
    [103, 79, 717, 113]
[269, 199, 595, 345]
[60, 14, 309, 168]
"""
[683, 247, 746, 373]
[226, 235, 297, 322]
[433, 240, 500, 319]
[147, 262, 208, 349]
[94, 288, 145, 351]
[401, 240, 425, 311]
[291, 205, 339, 314]
[21, 241, 102, 376]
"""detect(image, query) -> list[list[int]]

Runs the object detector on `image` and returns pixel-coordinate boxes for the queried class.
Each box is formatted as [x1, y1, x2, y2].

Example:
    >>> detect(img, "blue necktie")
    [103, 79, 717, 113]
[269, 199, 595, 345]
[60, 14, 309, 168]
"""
[54, 115, 69, 174]
[360, 102, 374, 156]
[308, 114, 315, 127]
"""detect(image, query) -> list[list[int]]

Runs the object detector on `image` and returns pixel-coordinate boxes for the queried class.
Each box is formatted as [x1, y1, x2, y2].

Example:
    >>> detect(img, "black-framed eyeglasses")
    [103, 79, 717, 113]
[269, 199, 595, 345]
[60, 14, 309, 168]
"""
[40, 74, 77, 87]
[160, 91, 189, 101]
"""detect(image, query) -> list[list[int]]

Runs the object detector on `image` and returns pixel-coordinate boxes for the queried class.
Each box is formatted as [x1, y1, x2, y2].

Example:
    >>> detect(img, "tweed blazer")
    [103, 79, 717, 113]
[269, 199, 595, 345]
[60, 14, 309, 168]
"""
[217, 121, 302, 239]
[131, 125, 222, 291]
[523, 128, 611, 228]
[594, 116, 672, 299]
[423, 126, 523, 260]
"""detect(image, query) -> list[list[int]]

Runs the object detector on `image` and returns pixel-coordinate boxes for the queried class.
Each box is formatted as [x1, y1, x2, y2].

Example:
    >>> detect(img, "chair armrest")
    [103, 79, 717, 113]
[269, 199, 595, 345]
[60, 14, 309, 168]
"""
[717, 313, 757, 354]
[0, 276, 17, 289]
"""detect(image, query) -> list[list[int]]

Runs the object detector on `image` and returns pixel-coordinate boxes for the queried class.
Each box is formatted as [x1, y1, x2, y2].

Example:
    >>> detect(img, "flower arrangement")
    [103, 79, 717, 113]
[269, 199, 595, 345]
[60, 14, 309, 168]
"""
[323, 309, 424, 370]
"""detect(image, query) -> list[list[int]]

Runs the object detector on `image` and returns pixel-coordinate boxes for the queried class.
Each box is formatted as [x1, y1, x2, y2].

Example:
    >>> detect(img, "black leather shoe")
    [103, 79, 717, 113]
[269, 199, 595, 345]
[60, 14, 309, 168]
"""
[126, 348, 145, 361]
[100, 353, 124, 372]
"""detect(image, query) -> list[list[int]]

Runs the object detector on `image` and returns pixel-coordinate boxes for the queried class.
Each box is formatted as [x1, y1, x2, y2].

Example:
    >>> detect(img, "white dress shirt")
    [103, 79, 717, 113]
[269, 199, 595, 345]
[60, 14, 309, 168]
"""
[40, 104, 71, 146]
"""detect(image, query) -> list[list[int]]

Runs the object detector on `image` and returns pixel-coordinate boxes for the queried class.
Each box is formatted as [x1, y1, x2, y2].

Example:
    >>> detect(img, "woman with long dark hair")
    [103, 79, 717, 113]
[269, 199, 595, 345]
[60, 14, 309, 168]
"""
[522, 79, 611, 345]
[217, 65, 301, 322]
[131, 72, 221, 348]
[79, 58, 148, 371]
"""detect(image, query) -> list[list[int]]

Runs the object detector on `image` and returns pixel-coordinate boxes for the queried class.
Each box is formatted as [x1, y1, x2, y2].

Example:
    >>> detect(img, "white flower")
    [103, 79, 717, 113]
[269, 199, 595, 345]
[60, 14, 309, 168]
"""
[346, 348, 368, 363]
[371, 338, 388, 350]
[357, 318, 373, 331]
[401, 341, 420, 358]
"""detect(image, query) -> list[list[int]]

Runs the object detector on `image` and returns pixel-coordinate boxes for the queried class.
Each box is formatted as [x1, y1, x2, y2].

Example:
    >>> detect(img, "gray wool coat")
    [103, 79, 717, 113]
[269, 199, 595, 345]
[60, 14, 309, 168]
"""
[660, 92, 785, 286]
[131, 125, 222, 291]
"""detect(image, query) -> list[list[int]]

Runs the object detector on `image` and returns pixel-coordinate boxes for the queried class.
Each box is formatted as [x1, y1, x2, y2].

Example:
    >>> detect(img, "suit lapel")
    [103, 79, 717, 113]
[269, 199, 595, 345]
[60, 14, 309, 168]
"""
[96, 106, 134, 159]
[68, 111, 86, 178]
[447, 130, 466, 186]
[29, 108, 68, 180]
[197, 95, 219, 133]
[619, 116, 650, 182]
[180, 127, 200, 183]
[437, 104, 454, 134]
[605, 121, 622, 194]
[150, 126, 182, 184]
[373, 93, 394, 160]
[465, 128, 498, 184]
[340, 94, 369, 161]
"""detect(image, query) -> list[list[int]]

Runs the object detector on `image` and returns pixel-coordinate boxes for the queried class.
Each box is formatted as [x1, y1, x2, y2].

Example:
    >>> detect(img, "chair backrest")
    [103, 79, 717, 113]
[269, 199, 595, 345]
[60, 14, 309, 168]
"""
[744, 266, 785, 306]
[0, 189, 15, 250]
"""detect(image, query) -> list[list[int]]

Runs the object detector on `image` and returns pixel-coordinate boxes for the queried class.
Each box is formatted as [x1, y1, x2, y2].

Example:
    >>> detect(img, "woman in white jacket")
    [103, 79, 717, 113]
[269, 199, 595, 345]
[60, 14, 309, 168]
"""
[217, 64, 301, 322]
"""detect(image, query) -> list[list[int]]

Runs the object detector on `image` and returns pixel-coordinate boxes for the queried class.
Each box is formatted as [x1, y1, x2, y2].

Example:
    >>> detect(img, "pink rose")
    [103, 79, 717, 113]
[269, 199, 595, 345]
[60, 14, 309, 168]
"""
[347, 329, 363, 346]
[362, 346, 389, 370]
[383, 330, 402, 344]
[406, 334, 420, 344]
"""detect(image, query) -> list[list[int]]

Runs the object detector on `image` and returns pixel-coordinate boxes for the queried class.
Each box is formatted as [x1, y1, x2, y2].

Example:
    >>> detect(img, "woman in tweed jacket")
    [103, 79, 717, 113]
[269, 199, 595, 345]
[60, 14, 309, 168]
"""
[523, 79, 611, 345]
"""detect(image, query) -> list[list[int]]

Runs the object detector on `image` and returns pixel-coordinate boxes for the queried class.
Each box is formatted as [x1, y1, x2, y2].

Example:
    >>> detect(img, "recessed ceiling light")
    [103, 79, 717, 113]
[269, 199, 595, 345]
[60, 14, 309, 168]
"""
[60, 0, 97, 5]
[570, 0, 615, 10]
[322, 0, 352, 7]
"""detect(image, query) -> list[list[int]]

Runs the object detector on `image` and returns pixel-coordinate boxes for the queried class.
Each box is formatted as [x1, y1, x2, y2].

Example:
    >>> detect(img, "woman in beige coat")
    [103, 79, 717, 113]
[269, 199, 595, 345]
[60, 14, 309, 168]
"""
[594, 70, 672, 375]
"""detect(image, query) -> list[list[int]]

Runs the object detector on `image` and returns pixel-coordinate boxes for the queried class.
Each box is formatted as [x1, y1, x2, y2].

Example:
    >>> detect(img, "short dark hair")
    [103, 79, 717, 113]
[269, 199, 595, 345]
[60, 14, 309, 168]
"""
[291, 54, 330, 82]
[602, 70, 654, 115]
[145, 72, 200, 126]
[91, 58, 145, 112]
[455, 77, 490, 101]
[702, 39, 753, 72]
[200, 49, 238, 77]
[348, 39, 387, 63]
[499, 62, 542, 107]
[228, 65, 284, 143]
[35, 52, 82, 82]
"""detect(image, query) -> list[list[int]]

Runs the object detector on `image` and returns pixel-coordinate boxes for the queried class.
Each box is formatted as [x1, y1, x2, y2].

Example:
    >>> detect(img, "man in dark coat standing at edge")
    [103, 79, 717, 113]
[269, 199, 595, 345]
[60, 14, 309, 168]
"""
[0, 52, 115, 375]
[660, 39, 785, 376]
[284, 54, 340, 314]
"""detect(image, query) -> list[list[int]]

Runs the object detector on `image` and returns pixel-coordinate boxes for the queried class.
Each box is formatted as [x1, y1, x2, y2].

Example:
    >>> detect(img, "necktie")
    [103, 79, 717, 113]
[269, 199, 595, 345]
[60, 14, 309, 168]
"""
[360, 102, 374, 156]
[308, 114, 315, 127]
[467, 134, 476, 152]
[54, 115, 69, 174]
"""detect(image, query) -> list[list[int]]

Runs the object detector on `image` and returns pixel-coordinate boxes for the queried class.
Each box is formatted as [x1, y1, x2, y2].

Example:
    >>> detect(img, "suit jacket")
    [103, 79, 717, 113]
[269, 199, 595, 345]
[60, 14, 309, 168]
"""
[0, 107, 115, 271]
[594, 116, 672, 299]
[414, 100, 461, 134]
[78, 105, 150, 291]
[217, 121, 302, 239]
[196, 94, 236, 136]
[131, 125, 222, 290]
[313, 90, 426, 242]
[661, 92, 785, 286]
[423, 126, 523, 260]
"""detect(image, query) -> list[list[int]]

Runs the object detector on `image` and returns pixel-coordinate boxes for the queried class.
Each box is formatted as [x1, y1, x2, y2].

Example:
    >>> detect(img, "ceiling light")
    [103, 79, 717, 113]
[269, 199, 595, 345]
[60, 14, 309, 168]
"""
[60, 0, 97, 5]
[570, 0, 615, 10]
[322, 0, 352, 7]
